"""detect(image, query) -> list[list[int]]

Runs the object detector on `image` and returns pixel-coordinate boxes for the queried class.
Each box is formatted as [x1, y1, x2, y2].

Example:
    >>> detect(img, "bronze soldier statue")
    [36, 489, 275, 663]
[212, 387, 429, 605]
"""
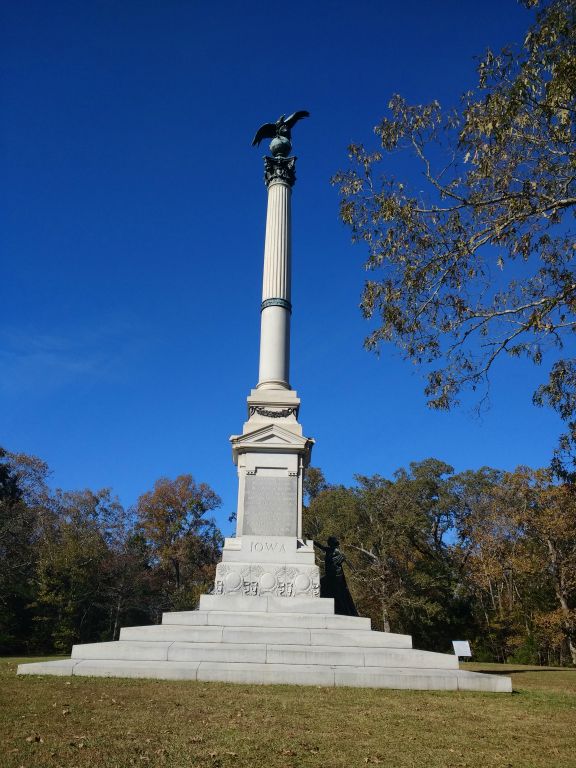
[310, 535, 358, 616]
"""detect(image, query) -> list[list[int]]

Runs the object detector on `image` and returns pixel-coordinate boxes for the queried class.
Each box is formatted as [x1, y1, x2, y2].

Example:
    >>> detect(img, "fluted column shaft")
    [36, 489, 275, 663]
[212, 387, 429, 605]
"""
[257, 177, 293, 389]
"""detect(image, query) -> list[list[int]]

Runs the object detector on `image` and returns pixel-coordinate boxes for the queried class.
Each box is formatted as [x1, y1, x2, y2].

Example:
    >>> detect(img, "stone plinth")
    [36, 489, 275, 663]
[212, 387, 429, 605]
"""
[17, 595, 512, 692]
[215, 536, 319, 598]
[229, 420, 313, 547]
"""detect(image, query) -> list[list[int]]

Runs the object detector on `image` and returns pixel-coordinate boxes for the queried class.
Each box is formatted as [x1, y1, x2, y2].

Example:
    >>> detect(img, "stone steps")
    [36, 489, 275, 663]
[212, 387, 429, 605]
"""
[16, 595, 512, 692]
[17, 658, 511, 691]
[119, 623, 412, 648]
[162, 610, 372, 630]
[70, 639, 452, 668]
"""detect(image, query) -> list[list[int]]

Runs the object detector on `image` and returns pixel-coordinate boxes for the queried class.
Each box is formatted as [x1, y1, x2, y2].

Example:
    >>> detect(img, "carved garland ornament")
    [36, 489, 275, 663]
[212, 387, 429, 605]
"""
[261, 297, 292, 312]
[249, 406, 298, 419]
[215, 563, 320, 598]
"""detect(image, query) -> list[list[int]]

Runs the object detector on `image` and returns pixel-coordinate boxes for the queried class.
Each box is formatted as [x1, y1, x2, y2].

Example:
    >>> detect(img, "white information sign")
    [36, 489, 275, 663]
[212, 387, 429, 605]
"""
[452, 640, 472, 657]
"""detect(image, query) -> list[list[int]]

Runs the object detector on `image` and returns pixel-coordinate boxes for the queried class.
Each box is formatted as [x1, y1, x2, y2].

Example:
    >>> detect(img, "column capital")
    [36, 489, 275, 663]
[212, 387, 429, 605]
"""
[264, 156, 296, 188]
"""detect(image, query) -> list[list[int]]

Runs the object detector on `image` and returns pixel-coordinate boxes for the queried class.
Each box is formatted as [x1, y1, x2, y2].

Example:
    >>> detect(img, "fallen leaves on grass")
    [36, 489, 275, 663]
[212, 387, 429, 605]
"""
[69, 740, 86, 748]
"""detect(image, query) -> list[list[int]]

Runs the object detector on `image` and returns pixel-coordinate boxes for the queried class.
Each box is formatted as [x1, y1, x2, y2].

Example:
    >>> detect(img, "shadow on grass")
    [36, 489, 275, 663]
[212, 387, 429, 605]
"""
[471, 667, 574, 676]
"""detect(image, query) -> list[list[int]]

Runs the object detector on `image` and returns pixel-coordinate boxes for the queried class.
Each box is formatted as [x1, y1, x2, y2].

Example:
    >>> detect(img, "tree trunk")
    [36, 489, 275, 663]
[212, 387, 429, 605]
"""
[112, 596, 122, 641]
[545, 538, 576, 666]
[382, 602, 391, 633]
[558, 592, 576, 666]
[171, 558, 181, 590]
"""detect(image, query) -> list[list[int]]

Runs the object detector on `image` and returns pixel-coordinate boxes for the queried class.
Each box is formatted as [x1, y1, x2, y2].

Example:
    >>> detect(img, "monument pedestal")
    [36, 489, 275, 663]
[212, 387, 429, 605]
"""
[215, 536, 319, 598]
[231, 396, 312, 539]
[17, 595, 512, 692]
[219, 380, 318, 598]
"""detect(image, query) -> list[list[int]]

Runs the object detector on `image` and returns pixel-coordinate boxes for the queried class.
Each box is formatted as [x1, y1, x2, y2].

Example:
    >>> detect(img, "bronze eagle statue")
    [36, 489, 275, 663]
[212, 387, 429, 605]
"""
[252, 110, 310, 157]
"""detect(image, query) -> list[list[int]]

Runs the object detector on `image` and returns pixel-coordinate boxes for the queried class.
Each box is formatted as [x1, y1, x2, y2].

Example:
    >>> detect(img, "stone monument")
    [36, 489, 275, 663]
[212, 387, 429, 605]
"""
[17, 114, 512, 692]
[215, 109, 319, 601]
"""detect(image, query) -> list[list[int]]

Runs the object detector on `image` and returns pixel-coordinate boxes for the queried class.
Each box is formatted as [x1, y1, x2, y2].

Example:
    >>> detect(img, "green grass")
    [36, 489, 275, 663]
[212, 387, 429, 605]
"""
[1, 657, 575, 768]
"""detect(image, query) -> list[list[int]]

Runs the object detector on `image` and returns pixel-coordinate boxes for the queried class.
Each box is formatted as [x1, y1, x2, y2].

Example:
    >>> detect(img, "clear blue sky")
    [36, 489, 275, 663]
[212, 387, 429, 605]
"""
[1, 1, 559, 534]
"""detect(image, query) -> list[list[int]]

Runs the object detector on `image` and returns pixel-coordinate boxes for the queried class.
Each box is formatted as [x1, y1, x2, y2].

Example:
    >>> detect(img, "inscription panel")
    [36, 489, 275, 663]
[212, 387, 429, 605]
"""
[242, 475, 297, 536]
[220, 535, 315, 564]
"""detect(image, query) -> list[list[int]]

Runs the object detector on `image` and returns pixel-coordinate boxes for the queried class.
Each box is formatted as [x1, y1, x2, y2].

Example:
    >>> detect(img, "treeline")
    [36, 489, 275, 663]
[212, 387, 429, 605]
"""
[303, 460, 576, 667]
[0, 448, 222, 655]
[2, 448, 575, 666]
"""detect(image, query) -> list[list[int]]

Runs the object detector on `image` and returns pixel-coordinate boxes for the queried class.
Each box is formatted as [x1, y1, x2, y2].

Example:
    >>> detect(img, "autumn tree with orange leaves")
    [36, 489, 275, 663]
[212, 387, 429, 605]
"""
[135, 475, 222, 609]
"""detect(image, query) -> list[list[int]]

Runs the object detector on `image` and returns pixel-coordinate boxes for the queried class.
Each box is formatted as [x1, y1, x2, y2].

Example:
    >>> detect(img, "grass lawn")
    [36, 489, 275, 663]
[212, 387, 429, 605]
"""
[1, 657, 575, 768]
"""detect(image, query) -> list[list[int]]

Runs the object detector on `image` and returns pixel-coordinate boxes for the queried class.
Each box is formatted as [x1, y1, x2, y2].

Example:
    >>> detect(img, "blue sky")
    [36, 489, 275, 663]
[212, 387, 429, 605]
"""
[1, 1, 560, 534]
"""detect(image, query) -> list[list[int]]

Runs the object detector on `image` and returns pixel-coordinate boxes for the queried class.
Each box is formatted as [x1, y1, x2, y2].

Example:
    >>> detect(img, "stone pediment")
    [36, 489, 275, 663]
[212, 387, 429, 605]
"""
[230, 423, 313, 463]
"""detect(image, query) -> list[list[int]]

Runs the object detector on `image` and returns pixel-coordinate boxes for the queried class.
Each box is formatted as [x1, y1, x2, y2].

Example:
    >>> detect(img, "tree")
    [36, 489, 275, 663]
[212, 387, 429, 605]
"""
[450, 465, 576, 665]
[135, 475, 222, 610]
[0, 448, 51, 653]
[0, 447, 227, 652]
[303, 466, 329, 504]
[304, 460, 472, 649]
[333, 0, 576, 475]
[450, 467, 546, 663]
[99, 530, 157, 641]
[499, 467, 576, 664]
[355, 460, 470, 648]
[32, 488, 126, 651]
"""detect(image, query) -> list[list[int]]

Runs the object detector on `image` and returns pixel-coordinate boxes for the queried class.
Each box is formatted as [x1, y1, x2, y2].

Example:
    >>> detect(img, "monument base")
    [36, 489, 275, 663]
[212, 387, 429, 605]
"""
[215, 536, 320, 597]
[17, 591, 512, 692]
